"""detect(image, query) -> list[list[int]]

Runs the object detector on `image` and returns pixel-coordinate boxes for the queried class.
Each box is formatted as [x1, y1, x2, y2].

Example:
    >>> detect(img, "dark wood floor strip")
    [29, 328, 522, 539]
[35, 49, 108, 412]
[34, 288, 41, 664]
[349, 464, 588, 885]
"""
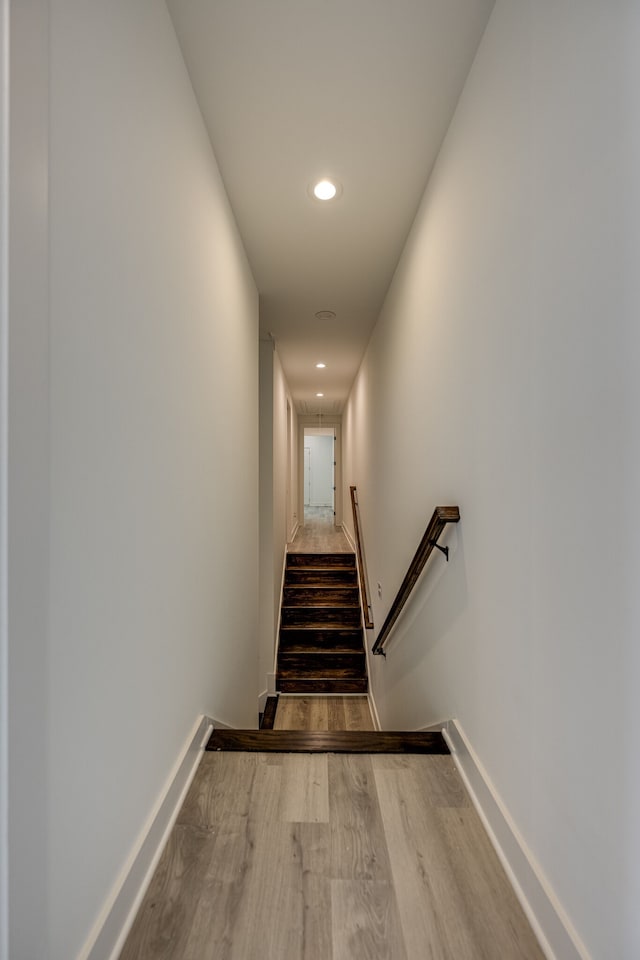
[206, 729, 449, 754]
[259, 696, 279, 729]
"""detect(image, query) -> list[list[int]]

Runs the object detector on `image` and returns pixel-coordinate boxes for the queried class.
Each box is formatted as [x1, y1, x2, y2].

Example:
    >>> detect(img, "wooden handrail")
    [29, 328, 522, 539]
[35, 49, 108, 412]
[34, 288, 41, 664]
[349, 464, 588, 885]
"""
[350, 486, 374, 629]
[372, 505, 460, 657]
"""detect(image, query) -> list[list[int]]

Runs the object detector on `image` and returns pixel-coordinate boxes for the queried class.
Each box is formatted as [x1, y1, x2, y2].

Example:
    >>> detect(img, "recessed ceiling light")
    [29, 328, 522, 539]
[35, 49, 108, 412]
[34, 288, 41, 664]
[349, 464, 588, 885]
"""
[315, 310, 336, 321]
[308, 179, 343, 203]
[316, 393, 324, 398]
[315, 362, 326, 369]
[313, 180, 337, 201]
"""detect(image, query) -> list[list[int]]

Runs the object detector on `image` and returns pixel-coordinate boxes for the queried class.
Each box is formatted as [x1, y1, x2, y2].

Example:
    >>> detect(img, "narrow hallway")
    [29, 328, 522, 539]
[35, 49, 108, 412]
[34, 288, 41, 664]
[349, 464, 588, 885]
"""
[119, 695, 545, 960]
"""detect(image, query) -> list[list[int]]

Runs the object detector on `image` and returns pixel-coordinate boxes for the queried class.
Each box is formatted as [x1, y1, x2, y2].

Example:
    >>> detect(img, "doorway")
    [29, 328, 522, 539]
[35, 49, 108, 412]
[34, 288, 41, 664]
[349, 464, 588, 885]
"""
[303, 427, 335, 525]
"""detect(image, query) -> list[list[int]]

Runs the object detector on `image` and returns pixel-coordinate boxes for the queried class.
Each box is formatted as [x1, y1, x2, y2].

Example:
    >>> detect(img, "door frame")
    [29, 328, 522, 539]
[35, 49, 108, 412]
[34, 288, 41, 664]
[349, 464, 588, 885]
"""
[297, 416, 342, 528]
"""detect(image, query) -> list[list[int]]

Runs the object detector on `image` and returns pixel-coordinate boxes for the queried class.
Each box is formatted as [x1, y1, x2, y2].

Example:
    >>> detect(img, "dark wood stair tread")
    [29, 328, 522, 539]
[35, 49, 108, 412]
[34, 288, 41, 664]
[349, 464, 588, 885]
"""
[278, 669, 364, 680]
[281, 607, 361, 615]
[277, 677, 367, 693]
[281, 620, 362, 629]
[278, 653, 365, 670]
[281, 608, 362, 613]
[282, 601, 361, 608]
[207, 729, 449, 754]
[283, 585, 359, 594]
[280, 623, 362, 631]
[283, 596, 360, 607]
[279, 625, 363, 635]
[280, 643, 365, 660]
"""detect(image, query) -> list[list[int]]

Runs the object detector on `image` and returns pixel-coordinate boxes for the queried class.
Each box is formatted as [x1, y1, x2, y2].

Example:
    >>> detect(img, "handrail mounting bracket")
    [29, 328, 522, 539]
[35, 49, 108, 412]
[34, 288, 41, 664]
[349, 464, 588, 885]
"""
[427, 540, 449, 561]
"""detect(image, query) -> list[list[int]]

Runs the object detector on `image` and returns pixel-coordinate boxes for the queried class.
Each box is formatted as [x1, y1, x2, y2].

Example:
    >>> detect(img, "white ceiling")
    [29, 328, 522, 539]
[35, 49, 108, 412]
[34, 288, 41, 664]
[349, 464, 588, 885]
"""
[166, 0, 495, 412]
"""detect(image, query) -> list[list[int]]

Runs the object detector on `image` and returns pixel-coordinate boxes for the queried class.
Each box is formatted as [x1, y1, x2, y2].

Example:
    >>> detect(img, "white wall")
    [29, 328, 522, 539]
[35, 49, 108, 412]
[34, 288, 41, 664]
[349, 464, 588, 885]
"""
[343, 2, 640, 958]
[6, 2, 50, 957]
[258, 338, 275, 699]
[258, 342, 297, 698]
[6, 1, 259, 957]
[273, 351, 297, 548]
[0, 5, 7, 953]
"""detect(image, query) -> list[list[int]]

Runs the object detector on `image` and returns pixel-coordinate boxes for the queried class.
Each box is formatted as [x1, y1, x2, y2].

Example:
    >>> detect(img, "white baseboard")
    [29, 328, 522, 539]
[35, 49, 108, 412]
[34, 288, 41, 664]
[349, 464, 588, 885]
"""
[258, 690, 268, 714]
[367, 690, 381, 731]
[442, 720, 590, 960]
[80, 715, 212, 960]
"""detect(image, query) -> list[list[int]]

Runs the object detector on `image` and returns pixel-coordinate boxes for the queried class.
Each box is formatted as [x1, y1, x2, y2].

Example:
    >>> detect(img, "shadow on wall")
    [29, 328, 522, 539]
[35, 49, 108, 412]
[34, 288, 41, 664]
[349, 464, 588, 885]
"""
[379, 523, 468, 677]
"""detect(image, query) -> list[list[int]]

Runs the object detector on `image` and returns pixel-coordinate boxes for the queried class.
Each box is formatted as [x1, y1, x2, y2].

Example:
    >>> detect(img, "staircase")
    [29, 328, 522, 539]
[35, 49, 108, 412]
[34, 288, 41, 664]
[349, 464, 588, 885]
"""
[277, 552, 367, 693]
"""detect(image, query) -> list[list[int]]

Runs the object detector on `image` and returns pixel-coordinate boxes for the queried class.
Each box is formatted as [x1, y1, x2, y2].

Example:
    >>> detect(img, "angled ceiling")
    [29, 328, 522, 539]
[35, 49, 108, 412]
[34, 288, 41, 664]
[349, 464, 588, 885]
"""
[166, 0, 495, 412]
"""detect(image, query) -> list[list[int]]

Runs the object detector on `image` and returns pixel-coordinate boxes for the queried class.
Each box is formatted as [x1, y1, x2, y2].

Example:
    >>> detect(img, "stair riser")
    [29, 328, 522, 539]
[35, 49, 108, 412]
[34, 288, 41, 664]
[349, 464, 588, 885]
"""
[283, 587, 360, 606]
[279, 628, 364, 650]
[278, 653, 366, 674]
[286, 553, 356, 569]
[281, 607, 362, 627]
[285, 569, 358, 586]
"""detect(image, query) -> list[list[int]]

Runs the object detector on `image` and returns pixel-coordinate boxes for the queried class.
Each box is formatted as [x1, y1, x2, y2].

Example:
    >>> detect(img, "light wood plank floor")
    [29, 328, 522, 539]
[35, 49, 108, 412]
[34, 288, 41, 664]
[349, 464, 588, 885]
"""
[274, 695, 374, 731]
[290, 506, 352, 553]
[120, 750, 544, 959]
[120, 697, 545, 959]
